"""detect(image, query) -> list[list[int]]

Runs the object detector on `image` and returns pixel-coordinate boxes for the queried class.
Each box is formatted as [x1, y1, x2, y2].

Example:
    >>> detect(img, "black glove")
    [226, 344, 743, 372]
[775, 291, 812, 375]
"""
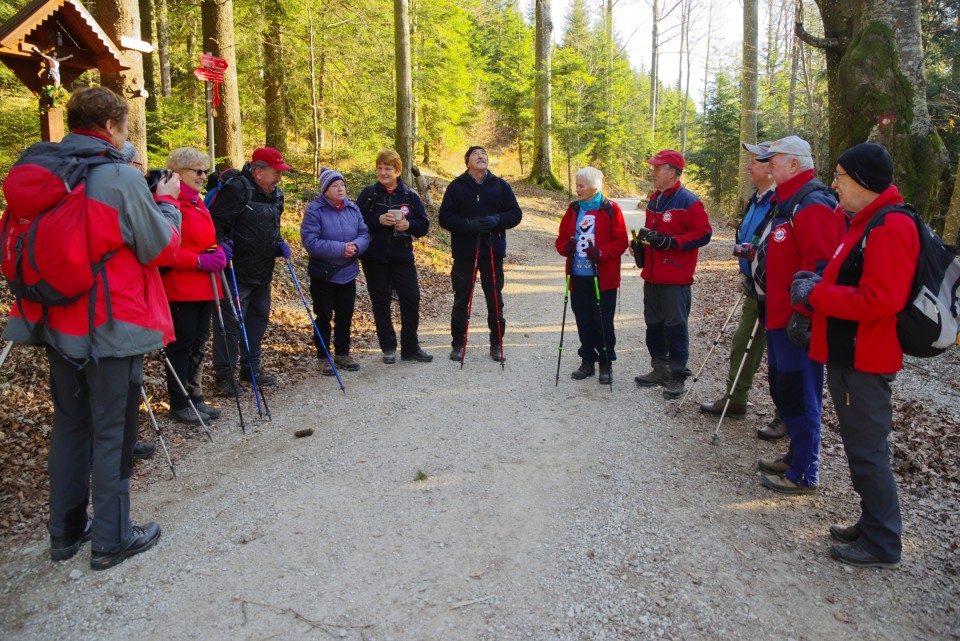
[645, 231, 677, 251]
[466, 218, 482, 233]
[790, 271, 821, 307]
[476, 216, 496, 234]
[585, 245, 600, 260]
[484, 215, 499, 230]
[564, 238, 577, 256]
[786, 311, 812, 346]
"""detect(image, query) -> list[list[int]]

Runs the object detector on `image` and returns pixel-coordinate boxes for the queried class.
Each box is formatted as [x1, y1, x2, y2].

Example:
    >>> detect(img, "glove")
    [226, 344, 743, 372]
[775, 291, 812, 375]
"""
[738, 273, 754, 297]
[197, 246, 227, 272]
[564, 238, 577, 256]
[275, 241, 292, 259]
[645, 231, 677, 251]
[476, 216, 496, 234]
[786, 311, 812, 346]
[484, 215, 499, 230]
[466, 218, 482, 233]
[220, 239, 233, 263]
[790, 271, 821, 307]
[584, 245, 601, 260]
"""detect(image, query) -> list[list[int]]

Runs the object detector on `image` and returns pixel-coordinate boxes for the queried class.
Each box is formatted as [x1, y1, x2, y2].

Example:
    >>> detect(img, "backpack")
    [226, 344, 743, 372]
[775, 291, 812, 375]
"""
[1, 143, 118, 309]
[203, 167, 245, 210]
[858, 204, 960, 358]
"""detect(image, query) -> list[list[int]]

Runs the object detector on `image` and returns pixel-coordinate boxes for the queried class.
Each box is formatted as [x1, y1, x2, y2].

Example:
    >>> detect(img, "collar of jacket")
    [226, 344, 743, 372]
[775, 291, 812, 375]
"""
[774, 169, 816, 202]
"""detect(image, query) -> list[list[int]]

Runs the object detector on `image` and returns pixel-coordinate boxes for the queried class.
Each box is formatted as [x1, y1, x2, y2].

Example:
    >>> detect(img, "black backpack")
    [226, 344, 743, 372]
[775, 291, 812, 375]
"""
[856, 204, 960, 357]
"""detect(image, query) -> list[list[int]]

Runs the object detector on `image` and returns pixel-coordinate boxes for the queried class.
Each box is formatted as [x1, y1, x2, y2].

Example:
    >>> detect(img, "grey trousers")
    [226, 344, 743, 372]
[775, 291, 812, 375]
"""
[47, 350, 141, 553]
[826, 365, 902, 562]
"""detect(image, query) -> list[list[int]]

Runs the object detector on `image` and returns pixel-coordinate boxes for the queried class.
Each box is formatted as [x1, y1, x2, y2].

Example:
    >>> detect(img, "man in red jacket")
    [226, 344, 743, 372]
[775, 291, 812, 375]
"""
[752, 136, 847, 495]
[795, 143, 917, 568]
[633, 150, 712, 399]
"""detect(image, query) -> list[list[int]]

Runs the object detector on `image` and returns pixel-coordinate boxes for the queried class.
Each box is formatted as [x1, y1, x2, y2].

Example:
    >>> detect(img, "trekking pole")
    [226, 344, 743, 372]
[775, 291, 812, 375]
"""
[162, 352, 213, 441]
[0, 340, 13, 370]
[488, 237, 505, 370]
[223, 260, 273, 421]
[284, 259, 345, 393]
[555, 274, 571, 387]
[140, 386, 175, 479]
[459, 235, 482, 368]
[208, 274, 246, 432]
[675, 293, 745, 414]
[591, 251, 612, 392]
[711, 315, 761, 444]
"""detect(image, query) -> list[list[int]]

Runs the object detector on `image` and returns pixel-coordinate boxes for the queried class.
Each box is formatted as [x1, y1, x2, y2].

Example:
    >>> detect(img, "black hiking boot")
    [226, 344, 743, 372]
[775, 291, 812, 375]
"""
[598, 363, 613, 385]
[571, 361, 595, 380]
[90, 522, 161, 571]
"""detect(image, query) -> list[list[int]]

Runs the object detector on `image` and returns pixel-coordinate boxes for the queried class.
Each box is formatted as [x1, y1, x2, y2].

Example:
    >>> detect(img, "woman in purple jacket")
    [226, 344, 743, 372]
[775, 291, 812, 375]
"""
[301, 169, 370, 374]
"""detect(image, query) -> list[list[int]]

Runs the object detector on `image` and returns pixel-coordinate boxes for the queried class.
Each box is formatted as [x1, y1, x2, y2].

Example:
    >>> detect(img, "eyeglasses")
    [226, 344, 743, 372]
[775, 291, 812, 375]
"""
[185, 167, 208, 175]
[833, 171, 848, 181]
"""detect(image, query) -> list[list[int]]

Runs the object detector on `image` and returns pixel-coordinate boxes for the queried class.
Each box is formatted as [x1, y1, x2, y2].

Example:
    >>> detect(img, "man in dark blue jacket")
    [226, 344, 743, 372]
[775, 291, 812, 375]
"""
[438, 146, 523, 362]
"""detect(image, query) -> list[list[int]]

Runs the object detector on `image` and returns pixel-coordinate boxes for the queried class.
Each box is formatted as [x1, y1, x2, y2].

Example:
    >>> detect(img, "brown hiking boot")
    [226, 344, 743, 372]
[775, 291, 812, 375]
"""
[662, 375, 685, 399]
[634, 361, 670, 387]
[699, 399, 746, 418]
[334, 354, 360, 371]
[757, 416, 788, 441]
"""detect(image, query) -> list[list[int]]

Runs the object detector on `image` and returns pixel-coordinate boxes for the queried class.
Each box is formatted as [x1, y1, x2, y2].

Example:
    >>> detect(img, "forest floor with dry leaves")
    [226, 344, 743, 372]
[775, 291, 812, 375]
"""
[0, 179, 958, 640]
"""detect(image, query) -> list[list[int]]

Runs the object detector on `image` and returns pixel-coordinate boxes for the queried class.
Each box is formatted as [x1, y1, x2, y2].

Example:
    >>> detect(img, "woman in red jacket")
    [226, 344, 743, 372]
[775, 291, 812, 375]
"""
[555, 167, 628, 384]
[161, 147, 228, 423]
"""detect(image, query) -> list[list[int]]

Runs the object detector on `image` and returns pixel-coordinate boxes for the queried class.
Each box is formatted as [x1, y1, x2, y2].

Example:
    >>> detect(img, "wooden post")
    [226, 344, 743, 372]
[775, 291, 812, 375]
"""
[40, 106, 64, 142]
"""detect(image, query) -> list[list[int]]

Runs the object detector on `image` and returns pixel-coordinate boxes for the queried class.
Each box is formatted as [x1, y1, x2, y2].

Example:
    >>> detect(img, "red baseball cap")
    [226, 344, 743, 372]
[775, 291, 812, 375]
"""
[646, 149, 685, 171]
[251, 147, 292, 171]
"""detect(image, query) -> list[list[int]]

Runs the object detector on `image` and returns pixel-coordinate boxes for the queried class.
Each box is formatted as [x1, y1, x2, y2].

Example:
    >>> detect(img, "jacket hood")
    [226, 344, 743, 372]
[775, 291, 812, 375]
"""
[56, 132, 125, 161]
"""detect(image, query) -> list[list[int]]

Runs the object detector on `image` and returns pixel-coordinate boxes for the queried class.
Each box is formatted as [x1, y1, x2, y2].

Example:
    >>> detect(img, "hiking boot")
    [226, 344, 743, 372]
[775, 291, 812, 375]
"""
[50, 517, 92, 561]
[830, 541, 899, 570]
[450, 346, 464, 362]
[240, 367, 277, 386]
[382, 350, 397, 364]
[699, 399, 746, 419]
[320, 360, 335, 376]
[215, 377, 245, 398]
[830, 524, 862, 544]
[334, 354, 361, 371]
[90, 522, 161, 571]
[401, 348, 434, 363]
[757, 416, 788, 441]
[662, 375, 686, 399]
[634, 361, 670, 387]
[571, 362, 595, 380]
[598, 363, 612, 385]
[132, 441, 157, 461]
[490, 345, 504, 362]
[757, 456, 790, 475]
[194, 401, 222, 420]
[169, 407, 210, 424]
[760, 473, 818, 495]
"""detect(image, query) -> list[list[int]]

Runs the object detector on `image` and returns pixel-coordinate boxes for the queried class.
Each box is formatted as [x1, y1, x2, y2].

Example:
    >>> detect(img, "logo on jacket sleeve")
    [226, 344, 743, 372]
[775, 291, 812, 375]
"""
[773, 228, 788, 243]
[663, 212, 673, 223]
[400, 205, 410, 216]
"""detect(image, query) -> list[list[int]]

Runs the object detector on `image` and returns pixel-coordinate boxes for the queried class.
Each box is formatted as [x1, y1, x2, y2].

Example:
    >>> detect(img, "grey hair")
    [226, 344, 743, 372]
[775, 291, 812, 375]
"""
[166, 147, 208, 171]
[575, 166, 604, 190]
[782, 154, 814, 171]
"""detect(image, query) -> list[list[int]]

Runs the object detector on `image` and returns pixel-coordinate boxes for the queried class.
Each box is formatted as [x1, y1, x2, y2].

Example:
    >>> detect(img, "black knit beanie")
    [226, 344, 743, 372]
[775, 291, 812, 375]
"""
[464, 145, 486, 165]
[837, 143, 894, 193]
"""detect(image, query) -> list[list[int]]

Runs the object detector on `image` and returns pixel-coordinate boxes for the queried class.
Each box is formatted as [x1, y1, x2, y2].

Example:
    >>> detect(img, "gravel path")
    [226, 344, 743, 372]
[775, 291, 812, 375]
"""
[0, 202, 957, 640]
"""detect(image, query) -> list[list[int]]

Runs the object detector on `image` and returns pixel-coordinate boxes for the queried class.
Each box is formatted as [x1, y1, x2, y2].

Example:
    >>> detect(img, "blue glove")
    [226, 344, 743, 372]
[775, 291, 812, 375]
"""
[645, 231, 677, 251]
[276, 241, 292, 259]
[790, 271, 821, 307]
[786, 311, 812, 346]
[220, 239, 233, 263]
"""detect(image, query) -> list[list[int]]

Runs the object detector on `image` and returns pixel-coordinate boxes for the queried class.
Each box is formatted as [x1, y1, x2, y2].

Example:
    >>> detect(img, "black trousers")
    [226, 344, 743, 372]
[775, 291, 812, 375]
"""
[827, 366, 902, 562]
[213, 277, 272, 379]
[310, 278, 357, 358]
[361, 259, 422, 355]
[569, 275, 617, 365]
[450, 253, 504, 348]
[166, 300, 214, 410]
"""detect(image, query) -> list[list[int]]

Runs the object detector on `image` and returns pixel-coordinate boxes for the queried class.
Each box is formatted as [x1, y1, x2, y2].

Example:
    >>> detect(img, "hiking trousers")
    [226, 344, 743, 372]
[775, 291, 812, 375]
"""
[725, 296, 767, 405]
[47, 349, 141, 553]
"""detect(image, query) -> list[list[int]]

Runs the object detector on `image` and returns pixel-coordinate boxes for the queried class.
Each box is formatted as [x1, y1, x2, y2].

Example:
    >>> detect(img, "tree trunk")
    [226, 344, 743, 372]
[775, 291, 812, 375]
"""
[395, 0, 414, 185]
[805, 0, 948, 219]
[650, 0, 660, 143]
[308, 7, 320, 176]
[156, 0, 171, 97]
[138, 0, 158, 112]
[738, 0, 759, 208]
[529, 0, 562, 189]
[787, 35, 799, 134]
[202, 0, 244, 169]
[263, 4, 285, 152]
[945, 160, 960, 246]
[96, 0, 147, 166]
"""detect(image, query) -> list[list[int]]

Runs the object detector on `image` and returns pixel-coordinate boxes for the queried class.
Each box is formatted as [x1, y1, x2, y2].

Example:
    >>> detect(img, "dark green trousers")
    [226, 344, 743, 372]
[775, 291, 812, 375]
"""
[726, 296, 766, 405]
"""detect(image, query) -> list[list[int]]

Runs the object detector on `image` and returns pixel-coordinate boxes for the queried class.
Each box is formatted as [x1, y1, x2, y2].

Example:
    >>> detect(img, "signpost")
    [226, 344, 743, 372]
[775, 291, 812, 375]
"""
[198, 52, 228, 171]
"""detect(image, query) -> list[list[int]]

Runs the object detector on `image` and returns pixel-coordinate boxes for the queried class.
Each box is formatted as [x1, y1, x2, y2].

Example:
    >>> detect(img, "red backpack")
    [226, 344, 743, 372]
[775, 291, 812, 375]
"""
[1, 143, 118, 310]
